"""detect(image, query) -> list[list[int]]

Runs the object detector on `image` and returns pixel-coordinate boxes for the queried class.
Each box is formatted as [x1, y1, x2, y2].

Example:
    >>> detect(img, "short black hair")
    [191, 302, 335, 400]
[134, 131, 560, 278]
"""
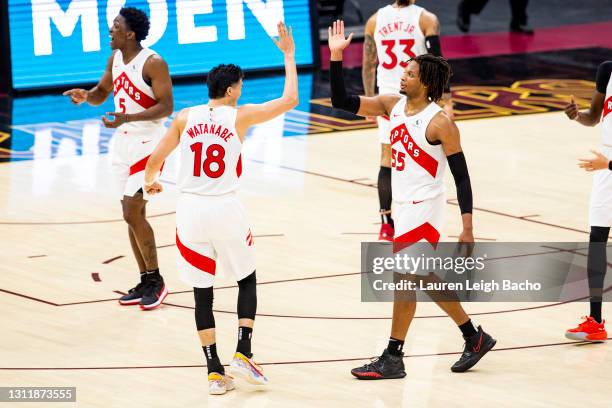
[119, 7, 150, 42]
[413, 54, 452, 102]
[207, 64, 244, 99]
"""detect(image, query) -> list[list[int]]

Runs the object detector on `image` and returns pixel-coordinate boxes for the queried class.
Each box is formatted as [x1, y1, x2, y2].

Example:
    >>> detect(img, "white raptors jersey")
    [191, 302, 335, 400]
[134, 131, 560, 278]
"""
[389, 97, 445, 202]
[602, 69, 612, 145]
[178, 104, 242, 195]
[374, 4, 428, 92]
[112, 48, 163, 132]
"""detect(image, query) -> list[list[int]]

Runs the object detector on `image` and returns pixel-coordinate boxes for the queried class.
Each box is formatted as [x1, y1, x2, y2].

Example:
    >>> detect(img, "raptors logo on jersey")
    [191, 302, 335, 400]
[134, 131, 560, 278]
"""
[374, 4, 428, 92]
[603, 67, 612, 138]
[112, 48, 162, 132]
[178, 104, 242, 196]
[389, 97, 446, 202]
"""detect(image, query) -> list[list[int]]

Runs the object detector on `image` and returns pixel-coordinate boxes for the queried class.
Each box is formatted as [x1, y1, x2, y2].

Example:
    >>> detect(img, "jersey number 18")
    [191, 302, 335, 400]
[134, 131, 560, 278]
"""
[190, 142, 226, 178]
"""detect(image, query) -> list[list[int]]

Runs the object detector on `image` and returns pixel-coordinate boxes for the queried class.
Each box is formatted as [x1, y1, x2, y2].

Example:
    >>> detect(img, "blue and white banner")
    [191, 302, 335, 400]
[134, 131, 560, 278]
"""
[7, 0, 314, 89]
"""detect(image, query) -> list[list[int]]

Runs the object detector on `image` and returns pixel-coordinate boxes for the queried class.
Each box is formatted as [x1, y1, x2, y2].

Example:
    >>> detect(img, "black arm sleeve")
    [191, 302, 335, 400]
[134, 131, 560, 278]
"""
[595, 61, 612, 94]
[425, 35, 451, 94]
[425, 35, 442, 56]
[447, 152, 472, 214]
[330, 60, 361, 114]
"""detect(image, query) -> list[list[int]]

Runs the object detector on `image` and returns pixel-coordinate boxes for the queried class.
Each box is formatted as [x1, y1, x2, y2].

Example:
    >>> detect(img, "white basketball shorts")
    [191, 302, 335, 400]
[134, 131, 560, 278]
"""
[109, 126, 166, 200]
[175, 192, 256, 288]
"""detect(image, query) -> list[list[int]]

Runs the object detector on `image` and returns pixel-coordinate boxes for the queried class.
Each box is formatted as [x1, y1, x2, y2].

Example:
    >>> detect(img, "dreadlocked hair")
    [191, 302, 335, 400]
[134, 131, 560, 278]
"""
[413, 54, 452, 102]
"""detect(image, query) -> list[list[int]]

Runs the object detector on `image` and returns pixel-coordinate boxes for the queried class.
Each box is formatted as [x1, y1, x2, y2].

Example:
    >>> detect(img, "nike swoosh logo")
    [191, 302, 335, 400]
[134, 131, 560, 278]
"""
[472, 333, 483, 353]
[141, 140, 152, 144]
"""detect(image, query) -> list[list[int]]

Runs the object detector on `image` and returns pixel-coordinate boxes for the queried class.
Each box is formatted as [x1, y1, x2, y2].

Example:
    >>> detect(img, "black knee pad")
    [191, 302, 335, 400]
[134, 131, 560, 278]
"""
[587, 227, 610, 300]
[194, 287, 215, 331]
[237, 271, 257, 320]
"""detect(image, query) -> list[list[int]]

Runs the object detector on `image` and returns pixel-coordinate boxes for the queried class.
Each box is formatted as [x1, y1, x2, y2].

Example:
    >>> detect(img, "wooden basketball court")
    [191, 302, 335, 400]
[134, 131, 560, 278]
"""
[1, 110, 611, 407]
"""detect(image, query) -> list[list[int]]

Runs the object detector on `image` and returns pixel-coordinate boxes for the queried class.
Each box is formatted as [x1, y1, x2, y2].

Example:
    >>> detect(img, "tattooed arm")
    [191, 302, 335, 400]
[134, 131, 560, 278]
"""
[362, 14, 378, 97]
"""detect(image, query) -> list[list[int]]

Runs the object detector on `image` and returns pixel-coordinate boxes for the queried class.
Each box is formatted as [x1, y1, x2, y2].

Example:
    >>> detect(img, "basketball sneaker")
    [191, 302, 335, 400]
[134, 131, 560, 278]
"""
[451, 326, 496, 373]
[118, 275, 147, 306]
[229, 352, 268, 385]
[208, 372, 235, 395]
[565, 316, 607, 342]
[139, 275, 168, 310]
[379, 223, 394, 242]
[351, 349, 406, 380]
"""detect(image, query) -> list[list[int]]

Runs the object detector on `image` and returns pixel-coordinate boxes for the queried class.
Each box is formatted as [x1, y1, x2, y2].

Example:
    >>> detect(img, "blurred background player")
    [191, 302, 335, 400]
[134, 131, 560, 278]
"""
[143, 22, 298, 395]
[64, 7, 173, 310]
[329, 20, 495, 379]
[362, 0, 453, 241]
[457, 0, 533, 34]
[563, 60, 612, 342]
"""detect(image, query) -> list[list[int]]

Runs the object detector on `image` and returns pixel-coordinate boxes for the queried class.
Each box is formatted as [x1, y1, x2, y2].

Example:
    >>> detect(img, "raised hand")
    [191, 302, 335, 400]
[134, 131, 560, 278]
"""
[564, 95, 579, 120]
[272, 21, 295, 56]
[578, 150, 609, 172]
[328, 20, 354, 58]
[63, 88, 88, 105]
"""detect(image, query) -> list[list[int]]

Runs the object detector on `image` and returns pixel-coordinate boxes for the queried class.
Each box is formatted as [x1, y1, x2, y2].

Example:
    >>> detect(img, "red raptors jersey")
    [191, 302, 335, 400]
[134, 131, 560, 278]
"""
[178, 105, 242, 195]
[389, 98, 446, 202]
[112, 48, 163, 132]
[602, 67, 612, 145]
[374, 4, 428, 92]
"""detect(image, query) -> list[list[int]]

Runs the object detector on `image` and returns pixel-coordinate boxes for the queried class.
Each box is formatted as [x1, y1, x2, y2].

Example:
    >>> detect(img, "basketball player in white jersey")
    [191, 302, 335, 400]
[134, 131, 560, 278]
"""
[562, 61, 612, 342]
[143, 22, 297, 395]
[362, 0, 453, 242]
[329, 20, 495, 379]
[63, 8, 173, 310]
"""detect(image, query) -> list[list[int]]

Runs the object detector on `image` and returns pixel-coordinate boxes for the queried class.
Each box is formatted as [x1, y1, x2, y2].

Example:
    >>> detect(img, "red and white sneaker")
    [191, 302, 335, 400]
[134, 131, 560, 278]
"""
[379, 223, 394, 242]
[565, 316, 607, 342]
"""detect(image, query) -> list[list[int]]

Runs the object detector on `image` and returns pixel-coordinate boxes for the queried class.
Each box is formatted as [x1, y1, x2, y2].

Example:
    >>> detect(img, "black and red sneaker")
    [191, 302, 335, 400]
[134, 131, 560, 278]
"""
[451, 326, 496, 373]
[351, 349, 406, 380]
[139, 275, 168, 310]
[118, 276, 147, 306]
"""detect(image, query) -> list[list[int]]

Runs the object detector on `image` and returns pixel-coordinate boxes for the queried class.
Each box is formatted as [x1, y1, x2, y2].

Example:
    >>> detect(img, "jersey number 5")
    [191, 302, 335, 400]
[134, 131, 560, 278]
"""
[190, 143, 226, 178]
[381, 39, 416, 70]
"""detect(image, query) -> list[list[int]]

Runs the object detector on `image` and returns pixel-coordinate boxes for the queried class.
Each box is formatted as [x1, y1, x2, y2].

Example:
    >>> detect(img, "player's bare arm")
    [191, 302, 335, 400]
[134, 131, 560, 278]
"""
[420, 11, 454, 118]
[427, 112, 473, 242]
[102, 55, 174, 128]
[362, 14, 378, 97]
[329, 19, 400, 117]
[143, 108, 188, 195]
[565, 93, 605, 127]
[62, 52, 115, 106]
[566, 62, 611, 126]
[235, 22, 298, 140]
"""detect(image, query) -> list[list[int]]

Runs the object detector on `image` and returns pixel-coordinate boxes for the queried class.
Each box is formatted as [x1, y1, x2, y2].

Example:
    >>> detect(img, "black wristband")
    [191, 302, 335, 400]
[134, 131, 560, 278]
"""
[330, 60, 361, 114]
[447, 152, 473, 214]
[608, 160, 612, 171]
